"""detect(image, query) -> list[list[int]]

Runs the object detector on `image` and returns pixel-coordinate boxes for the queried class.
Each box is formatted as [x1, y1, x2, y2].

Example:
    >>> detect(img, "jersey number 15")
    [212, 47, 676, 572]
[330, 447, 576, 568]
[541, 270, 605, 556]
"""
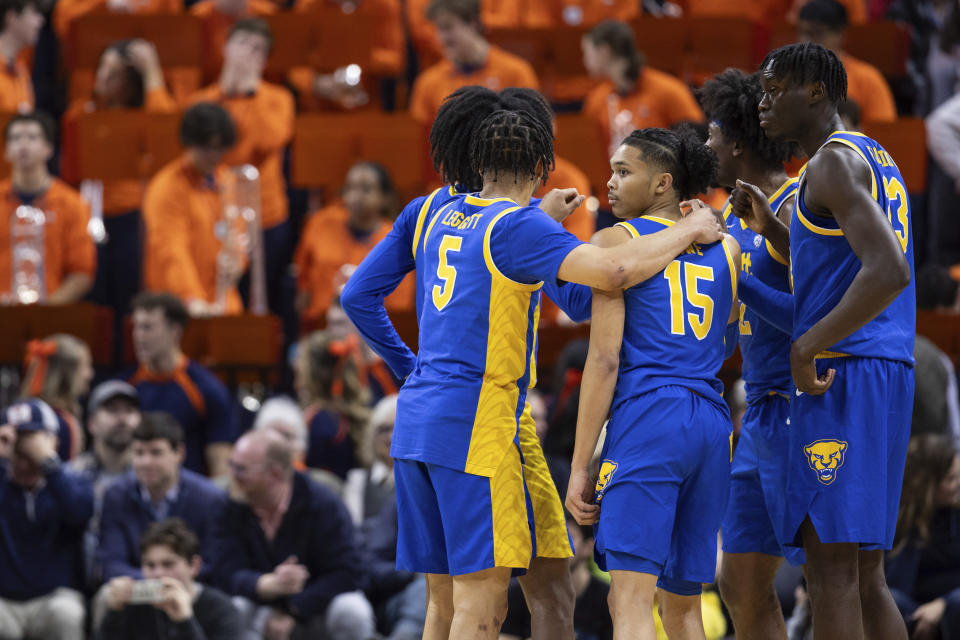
[664, 261, 715, 340]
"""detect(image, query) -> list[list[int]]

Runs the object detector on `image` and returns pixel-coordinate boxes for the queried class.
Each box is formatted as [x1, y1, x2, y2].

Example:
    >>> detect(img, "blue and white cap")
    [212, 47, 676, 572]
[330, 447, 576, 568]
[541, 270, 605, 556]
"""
[3, 398, 59, 434]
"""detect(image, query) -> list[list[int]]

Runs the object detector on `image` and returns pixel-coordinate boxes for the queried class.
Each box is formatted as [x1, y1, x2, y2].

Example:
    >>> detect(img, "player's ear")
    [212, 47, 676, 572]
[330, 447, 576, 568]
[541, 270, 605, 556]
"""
[808, 80, 827, 104]
[731, 141, 743, 158]
[654, 172, 673, 195]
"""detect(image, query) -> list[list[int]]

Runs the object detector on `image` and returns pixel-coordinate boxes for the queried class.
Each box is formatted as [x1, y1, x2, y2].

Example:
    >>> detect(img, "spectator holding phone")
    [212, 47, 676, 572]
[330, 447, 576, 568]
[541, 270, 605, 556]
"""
[0, 399, 92, 640]
[100, 517, 241, 640]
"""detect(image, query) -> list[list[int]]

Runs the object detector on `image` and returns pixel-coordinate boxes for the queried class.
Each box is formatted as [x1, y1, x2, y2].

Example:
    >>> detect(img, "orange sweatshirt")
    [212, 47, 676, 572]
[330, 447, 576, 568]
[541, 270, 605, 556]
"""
[0, 53, 33, 113]
[409, 45, 539, 127]
[0, 178, 95, 299]
[191, 81, 294, 229]
[60, 86, 178, 215]
[841, 52, 897, 123]
[583, 68, 704, 156]
[294, 202, 415, 321]
[142, 155, 243, 313]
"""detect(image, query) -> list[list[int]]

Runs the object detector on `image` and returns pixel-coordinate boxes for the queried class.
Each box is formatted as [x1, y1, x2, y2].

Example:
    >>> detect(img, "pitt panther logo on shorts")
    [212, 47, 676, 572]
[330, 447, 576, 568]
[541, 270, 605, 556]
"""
[804, 439, 848, 485]
[594, 460, 618, 503]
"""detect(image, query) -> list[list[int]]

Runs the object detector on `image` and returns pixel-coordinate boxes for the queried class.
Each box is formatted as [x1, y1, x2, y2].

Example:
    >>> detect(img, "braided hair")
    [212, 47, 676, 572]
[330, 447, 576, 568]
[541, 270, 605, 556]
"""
[760, 42, 847, 104]
[621, 126, 717, 200]
[429, 85, 503, 191]
[499, 87, 555, 133]
[471, 109, 555, 185]
[698, 68, 796, 167]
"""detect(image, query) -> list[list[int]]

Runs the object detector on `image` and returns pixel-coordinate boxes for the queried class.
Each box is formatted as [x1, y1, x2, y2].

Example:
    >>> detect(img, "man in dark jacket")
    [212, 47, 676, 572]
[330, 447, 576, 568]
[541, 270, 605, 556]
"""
[98, 413, 226, 584]
[0, 399, 92, 640]
[213, 430, 375, 640]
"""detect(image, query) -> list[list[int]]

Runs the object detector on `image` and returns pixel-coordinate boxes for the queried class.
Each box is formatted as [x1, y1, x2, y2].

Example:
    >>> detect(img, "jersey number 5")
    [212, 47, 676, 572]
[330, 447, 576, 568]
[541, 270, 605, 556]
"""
[664, 261, 715, 340]
[432, 235, 462, 311]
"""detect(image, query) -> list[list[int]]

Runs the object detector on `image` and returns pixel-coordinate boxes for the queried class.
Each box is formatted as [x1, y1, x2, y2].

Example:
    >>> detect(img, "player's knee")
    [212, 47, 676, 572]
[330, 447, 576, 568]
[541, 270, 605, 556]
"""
[807, 559, 859, 602]
[608, 579, 654, 619]
[519, 561, 575, 618]
[426, 576, 454, 622]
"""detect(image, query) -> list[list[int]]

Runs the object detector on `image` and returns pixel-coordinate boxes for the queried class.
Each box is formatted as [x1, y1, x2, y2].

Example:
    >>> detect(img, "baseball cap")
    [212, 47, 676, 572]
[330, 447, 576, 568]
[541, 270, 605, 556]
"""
[3, 399, 59, 434]
[87, 380, 139, 415]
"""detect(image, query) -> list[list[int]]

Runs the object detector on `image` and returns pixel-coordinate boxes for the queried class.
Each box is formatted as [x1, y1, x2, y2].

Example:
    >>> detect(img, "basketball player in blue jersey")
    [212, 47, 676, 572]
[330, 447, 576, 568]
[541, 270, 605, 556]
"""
[342, 85, 592, 640]
[565, 127, 739, 640]
[698, 69, 802, 640]
[390, 110, 723, 640]
[733, 42, 914, 640]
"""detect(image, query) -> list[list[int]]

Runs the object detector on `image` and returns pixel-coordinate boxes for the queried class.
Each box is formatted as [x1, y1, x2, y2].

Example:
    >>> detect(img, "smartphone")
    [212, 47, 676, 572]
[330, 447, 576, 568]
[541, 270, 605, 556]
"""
[129, 579, 165, 604]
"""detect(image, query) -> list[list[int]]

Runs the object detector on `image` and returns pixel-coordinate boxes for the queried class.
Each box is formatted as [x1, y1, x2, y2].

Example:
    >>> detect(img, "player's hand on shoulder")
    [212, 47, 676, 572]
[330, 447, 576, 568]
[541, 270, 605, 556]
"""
[680, 204, 724, 245]
[539, 188, 585, 223]
[565, 469, 600, 526]
[680, 198, 727, 232]
[731, 179, 777, 236]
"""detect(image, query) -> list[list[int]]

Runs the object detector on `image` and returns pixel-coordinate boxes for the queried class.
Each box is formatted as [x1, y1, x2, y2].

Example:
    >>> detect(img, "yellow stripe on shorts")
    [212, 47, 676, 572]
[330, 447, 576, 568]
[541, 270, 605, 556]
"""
[490, 443, 534, 569]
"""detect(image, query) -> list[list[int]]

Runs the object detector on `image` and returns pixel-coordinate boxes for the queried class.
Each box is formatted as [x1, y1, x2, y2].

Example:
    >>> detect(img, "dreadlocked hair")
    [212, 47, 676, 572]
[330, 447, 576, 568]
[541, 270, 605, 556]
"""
[430, 85, 503, 191]
[471, 109, 554, 185]
[621, 126, 717, 200]
[760, 42, 847, 104]
[698, 69, 797, 167]
[499, 87, 555, 134]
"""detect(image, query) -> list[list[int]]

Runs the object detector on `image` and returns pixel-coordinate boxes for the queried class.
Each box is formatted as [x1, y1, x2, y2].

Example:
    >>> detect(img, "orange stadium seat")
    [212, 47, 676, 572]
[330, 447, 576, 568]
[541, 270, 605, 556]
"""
[861, 117, 927, 192]
[684, 16, 762, 83]
[67, 13, 203, 104]
[0, 304, 113, 365]
[917, 310, 960, 367]
[846, 21, 910, 77]
[632, 17, 687, 78]
[0, 111, 14, 180]
[71, 110, 182, 181]
[264, 11, 374, 80]
[555, 113, 609, 206]
[292, 113, 426, 198]
[767, 19, 909, 78]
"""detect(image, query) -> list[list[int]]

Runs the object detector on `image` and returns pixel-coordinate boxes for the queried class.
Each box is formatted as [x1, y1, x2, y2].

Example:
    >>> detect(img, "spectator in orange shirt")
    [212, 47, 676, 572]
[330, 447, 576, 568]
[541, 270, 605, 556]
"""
[288, 0, 404, 111]
[409, 0, 539, 128]
[61, 39, 177, 331]
[191, 19, 295, 317]
[796, 0, 897, 122]
[52, 0, 181, 42]
[0, 113, 95, 305]
[582, 20, 704, 159]
[0, 0, 43, 113]
[294, 162, 415, 325]
[189, 0, 277, 85]
[142, 102, 244, 316]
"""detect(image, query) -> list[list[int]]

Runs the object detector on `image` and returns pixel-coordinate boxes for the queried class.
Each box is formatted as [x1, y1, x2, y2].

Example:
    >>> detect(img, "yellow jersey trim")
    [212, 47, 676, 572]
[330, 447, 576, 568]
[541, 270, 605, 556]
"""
[482, 207, 543, 292]
[641, 214, 676, 227]
[814, 350, 849, 359]
[465, 194, 516, 206]
[765, 239, 789, 266]
[722, 237, 738, 304]
[825, 138, 878, 200]
[796, 208, 845, 237]
[411, 187, 445, 256]
[616, 221, 639, 238]
[422, 199, 457, 248]
[833, 129, 870, 138]
[768, 176, 798, 204]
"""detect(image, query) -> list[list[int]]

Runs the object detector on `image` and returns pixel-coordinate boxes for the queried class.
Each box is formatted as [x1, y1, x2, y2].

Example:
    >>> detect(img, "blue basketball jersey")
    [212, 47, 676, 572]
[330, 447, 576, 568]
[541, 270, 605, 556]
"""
[612, 216, 737, 410]
[394, 193, 582, 476]
[791, 131, 916, 364]
[724, 178, 797, 404]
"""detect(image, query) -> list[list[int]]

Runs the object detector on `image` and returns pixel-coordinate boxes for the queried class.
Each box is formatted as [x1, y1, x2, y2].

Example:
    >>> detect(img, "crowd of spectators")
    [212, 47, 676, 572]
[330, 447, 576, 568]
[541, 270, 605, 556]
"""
[0, 0, 958, 638]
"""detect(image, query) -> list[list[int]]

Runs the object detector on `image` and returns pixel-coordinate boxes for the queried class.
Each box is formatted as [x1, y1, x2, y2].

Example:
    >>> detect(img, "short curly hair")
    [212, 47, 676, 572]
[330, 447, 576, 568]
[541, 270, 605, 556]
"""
[698, 68, 796, 167]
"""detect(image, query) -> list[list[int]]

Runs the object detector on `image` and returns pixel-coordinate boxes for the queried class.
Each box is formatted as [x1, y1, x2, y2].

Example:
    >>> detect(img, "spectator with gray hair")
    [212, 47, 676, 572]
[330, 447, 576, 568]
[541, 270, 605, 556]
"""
[253, 396, 343, 495]
[342, 394, 397, 525]
[213, 430, 374, 640]
[0, 398, 92, 640]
